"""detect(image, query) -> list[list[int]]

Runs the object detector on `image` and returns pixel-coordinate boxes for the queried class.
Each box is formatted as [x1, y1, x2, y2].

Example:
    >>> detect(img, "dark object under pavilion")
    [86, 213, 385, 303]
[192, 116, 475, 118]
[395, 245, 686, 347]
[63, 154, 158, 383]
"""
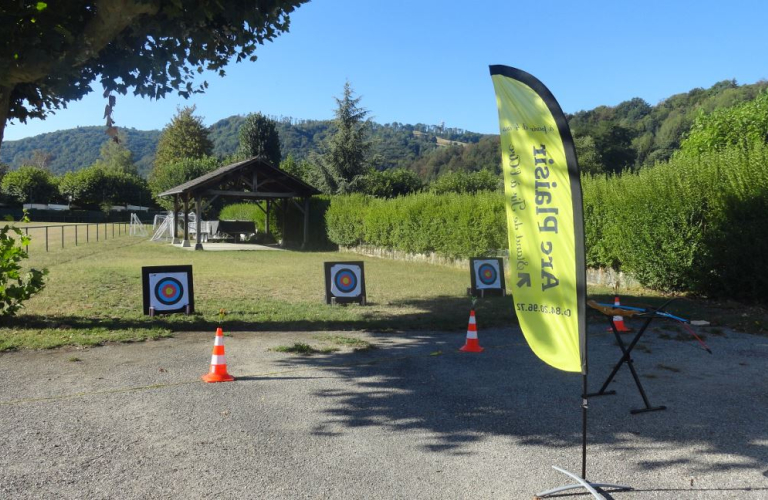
[157, 156, 321, 250]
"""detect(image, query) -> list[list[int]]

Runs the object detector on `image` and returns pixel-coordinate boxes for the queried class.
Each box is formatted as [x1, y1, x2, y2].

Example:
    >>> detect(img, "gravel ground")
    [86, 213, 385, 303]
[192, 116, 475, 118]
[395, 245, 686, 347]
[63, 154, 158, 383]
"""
[1, 320, 767, 499]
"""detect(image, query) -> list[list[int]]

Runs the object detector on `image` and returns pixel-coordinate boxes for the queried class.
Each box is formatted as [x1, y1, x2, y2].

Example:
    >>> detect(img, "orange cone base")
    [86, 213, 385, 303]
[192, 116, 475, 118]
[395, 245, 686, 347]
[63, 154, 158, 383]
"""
[459, 341, 484, 353]
[608, 322, 632, 333]
[202, 370, 235, 383]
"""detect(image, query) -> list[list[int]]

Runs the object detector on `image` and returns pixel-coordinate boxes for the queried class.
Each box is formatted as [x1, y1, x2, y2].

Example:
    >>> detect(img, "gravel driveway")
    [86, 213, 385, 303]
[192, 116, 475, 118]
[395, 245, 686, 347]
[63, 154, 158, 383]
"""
[1, 322, 767, 499]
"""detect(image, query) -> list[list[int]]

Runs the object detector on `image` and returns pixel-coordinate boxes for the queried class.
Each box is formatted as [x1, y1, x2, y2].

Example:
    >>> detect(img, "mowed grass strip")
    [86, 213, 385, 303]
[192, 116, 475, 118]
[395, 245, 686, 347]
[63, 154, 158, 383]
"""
[6, 234, 766, 352]
[3, 238, 516, 350]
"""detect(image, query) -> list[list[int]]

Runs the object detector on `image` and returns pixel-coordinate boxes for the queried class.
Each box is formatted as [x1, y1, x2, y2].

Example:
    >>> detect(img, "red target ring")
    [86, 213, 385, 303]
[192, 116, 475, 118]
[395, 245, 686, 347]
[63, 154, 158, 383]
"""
[154, 277, 183, 306]
[334, 268, 358, 294]
[478, 263, 498, 286]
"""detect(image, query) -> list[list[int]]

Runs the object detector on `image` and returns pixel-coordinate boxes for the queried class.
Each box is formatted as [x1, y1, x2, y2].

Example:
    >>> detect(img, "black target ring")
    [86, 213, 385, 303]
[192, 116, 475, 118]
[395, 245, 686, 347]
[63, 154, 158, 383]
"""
[154, 277, 184, 306]
[478, 263, 498, 286]
[334, 268, 358, 293]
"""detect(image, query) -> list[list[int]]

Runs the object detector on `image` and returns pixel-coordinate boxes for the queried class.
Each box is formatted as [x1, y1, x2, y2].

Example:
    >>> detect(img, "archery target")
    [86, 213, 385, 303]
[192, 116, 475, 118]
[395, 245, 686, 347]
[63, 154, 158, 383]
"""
[148, 272, 190, 311]
[473, 259, 502, 289]
[330, 264, 362, 298]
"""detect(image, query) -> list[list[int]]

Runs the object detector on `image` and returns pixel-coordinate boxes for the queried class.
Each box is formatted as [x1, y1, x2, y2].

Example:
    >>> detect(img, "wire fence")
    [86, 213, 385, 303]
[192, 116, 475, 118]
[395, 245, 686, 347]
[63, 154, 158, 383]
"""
[14, 221, 145, 254]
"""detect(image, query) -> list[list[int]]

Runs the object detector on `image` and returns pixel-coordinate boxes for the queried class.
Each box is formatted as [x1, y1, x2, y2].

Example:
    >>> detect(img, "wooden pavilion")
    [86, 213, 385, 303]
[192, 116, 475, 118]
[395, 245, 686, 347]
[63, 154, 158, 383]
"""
[157, 157, 321, 250]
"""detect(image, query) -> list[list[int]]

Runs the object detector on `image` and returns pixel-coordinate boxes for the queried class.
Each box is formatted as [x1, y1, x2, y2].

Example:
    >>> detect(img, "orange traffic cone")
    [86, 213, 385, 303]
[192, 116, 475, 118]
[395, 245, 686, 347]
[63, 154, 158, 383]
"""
[608, 296, 632, 332]
[459, 309, 484, 352]
[202, 327, 235, 383]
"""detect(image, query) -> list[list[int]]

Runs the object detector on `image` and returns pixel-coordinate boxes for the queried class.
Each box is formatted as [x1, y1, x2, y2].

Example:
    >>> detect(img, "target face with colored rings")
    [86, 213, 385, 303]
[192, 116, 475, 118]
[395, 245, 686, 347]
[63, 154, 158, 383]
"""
[155, 277, 184, 306]
[473, 259, 502, 289]
[147, 271, 191, 311]
[334, 269, 358, 293]
[330, 264, 362, 297]
[478, 263, 498, 286]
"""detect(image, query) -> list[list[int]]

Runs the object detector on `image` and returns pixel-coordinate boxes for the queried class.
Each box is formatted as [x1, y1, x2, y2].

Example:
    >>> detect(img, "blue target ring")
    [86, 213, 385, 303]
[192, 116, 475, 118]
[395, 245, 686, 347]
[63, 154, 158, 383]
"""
[334, 268, 358, 293]
[478, 263, 498, 286]
[154, 277, 183, 306]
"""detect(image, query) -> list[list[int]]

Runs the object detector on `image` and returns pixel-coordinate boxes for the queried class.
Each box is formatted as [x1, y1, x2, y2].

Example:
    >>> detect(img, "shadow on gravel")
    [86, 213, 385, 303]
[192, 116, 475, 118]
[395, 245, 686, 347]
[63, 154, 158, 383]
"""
[266, 325, 768, 477]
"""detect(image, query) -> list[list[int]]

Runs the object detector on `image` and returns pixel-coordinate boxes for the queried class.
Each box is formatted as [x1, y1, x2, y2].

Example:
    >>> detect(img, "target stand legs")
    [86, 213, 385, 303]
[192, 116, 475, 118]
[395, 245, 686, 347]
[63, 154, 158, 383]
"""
[535, 466, 631, 500]
[149, 306, 155, 317]
[185, 305, 192, 316]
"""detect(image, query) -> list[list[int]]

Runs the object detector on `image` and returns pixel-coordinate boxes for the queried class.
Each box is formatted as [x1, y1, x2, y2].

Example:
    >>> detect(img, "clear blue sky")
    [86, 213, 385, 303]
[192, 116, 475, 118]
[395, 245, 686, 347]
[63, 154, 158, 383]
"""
[5, 0, 768, 141]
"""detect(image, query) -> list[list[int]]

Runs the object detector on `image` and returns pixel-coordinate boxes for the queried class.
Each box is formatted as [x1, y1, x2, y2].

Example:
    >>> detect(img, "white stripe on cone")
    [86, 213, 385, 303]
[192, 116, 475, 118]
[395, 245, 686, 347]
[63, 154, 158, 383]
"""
[214, 336, 224, 346]
[613, 298, 622, 322]
[210, 354, 227, 365]
[466, 331, 478, 339]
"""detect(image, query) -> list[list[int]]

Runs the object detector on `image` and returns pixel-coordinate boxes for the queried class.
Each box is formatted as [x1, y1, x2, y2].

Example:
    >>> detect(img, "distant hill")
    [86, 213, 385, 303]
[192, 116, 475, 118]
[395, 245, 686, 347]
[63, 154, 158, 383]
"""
[0, 127, 160, 177]
[2, 78, 767, 178]
[567, 79, 768, 171]
[1, 117, 485, 178]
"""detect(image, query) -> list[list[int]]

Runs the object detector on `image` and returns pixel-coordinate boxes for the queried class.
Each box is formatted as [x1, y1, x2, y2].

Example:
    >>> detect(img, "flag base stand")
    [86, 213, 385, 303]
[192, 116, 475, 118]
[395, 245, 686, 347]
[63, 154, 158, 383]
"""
[534, 466, 631, 499]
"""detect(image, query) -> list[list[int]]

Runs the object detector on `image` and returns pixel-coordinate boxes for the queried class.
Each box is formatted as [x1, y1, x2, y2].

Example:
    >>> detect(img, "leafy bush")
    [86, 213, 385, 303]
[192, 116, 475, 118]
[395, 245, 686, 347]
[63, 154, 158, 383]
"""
[681, 91, 768, 154]
[0, 214, 47, 317]
[325, 192, 506, 258]
[582, 143, 768, 300]
[1, 166, 60, 204]
[428, 169, 500, 195]
[361, 168, 424, 198]
[148, 156, 220, 209]
[59, 165, 151, 208]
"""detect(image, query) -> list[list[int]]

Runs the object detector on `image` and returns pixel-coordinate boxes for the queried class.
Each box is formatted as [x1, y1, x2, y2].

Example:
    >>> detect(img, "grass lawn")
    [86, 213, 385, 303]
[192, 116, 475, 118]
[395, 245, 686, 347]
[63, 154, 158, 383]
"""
[2, 237, 516, 350]
[2, 235, 766, 351]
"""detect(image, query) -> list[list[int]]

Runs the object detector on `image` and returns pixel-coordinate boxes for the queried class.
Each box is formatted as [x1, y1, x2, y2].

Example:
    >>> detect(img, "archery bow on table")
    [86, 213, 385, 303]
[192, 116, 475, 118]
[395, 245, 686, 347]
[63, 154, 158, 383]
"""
[592, 300, 713, 354]
[586, 297, 713, 414]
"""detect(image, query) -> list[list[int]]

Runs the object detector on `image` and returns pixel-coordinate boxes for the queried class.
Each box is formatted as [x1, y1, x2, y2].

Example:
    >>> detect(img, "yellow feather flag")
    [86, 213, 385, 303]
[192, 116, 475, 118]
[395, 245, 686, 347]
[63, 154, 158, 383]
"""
[490, 66, 586, 374]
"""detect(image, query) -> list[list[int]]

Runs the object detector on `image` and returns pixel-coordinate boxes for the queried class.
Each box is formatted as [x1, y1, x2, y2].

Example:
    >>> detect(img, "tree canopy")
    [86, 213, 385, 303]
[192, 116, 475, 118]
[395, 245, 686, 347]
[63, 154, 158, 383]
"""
[312, 82, 373, 194]
[238, 113, 281, 166]
[153, 106, 213, 168]
[0, 0, 308, 151]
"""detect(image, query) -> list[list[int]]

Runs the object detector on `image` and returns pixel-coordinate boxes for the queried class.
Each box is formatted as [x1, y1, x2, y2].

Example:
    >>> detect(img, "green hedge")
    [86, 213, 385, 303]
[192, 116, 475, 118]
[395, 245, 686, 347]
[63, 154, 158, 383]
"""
[325, 144, 768, 301]
[325, 192, 506, 259]
[583, 143, 768, 299]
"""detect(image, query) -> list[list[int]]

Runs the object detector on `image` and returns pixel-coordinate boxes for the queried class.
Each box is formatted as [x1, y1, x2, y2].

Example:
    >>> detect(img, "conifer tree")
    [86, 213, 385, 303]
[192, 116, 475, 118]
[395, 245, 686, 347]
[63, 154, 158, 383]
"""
[238, 113, 281, 166]
[313, 82, 372, 194]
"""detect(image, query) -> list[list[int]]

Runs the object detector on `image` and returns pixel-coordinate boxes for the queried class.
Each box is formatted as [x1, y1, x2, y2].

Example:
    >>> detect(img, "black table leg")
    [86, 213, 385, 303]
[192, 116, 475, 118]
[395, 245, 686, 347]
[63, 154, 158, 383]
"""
[588, 306, 669, 414]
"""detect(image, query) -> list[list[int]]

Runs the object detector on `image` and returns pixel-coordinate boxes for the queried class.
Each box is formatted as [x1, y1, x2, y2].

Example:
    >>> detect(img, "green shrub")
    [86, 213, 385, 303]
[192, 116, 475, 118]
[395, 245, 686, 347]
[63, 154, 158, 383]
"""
[324, 194, 371, 247]
[0, 214, 47, 317]
[1, 166, 60, 204]
[326, 192, 506, 259]
[428, 169, 500, 195]
[582, 143, 768, 300]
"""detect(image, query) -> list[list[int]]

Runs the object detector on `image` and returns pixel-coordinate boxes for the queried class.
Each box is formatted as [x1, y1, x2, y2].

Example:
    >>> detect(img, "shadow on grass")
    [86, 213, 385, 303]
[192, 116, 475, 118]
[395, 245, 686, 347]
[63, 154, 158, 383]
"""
[5, 295, 518, 336]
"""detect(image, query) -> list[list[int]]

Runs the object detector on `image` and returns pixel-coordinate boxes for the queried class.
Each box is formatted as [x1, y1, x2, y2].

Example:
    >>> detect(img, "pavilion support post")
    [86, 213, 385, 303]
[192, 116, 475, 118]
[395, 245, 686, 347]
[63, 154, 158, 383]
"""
[302, 197, 310, 250]
[172, 195, 180, 244]
[265, 199, 270, 236]
[182, 194, 191, 248]
[194, 196, 204, 250]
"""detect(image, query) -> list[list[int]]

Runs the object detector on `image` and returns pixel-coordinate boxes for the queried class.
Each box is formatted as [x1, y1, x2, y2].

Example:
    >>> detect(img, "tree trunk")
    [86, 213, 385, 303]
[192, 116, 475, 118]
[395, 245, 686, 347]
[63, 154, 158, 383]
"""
[0, 85, 12, 155]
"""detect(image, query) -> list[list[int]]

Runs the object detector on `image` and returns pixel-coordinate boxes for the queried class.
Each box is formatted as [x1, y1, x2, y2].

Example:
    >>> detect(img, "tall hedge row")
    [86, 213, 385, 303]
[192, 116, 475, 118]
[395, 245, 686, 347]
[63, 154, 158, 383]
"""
[584, 143, 768, 299]
[325, 192, 507, 258]
[324, 143, 768, 301]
